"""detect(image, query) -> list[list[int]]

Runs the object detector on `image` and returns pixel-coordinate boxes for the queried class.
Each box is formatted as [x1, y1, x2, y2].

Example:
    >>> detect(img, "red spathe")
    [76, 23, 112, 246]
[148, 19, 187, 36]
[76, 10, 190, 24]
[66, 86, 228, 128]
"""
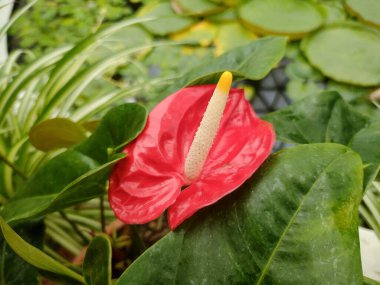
[109, 85, 275, 230]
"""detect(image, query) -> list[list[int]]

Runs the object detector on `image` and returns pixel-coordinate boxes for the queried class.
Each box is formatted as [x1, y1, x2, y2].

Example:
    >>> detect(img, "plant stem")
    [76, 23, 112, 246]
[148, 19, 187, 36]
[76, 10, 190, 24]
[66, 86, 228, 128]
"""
[59, 211, 89, 244]
[100, 195, 106, 233]
[130, 225, 146, 254]
[0, 151, 28, 180]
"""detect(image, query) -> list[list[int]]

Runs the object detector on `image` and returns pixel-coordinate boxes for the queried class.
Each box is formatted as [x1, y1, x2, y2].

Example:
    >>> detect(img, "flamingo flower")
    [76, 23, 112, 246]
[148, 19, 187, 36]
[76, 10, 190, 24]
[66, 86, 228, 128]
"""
[109, 71, 275, 230]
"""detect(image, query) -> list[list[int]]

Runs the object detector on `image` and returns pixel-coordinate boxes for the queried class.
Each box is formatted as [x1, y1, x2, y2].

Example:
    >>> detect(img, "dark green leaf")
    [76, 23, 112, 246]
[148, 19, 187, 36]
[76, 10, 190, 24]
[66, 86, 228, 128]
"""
[77, 103, 147, 163]
[29, 118, 87, 152]
[349, 123, 380, 189]
[83, 235, 112, 285]
[117, 144, 363, 284]
[263, 91, 370, 145]
[162, 36, 287, 96]
[301, 23, 380, 86]
[0, 217, 84, 283]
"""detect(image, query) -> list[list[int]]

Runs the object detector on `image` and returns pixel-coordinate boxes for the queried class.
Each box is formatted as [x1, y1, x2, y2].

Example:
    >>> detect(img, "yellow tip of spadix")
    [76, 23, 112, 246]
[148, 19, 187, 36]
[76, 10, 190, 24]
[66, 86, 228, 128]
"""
[216, 71, 233, 94]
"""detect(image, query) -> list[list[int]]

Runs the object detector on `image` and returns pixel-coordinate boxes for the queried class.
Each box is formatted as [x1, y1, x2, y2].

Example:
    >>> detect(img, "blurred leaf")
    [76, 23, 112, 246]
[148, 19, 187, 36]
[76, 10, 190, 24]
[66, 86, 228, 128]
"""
[170, 21, 217, 47]
[364, 276, 380, 285]
[318, 1, 346, 24]
[81, 120, 101, 133]
[214, 22, 257, 55]
[286, 79, 323, 101]
[0, 217, 84, 283]
[345, 0, 380, 29]
[138, 2, 194, 36]
[264, 91, 370, 145]
[0, 221, 44, 285]
[83, 235, 112, 285]
[207, 8, 237, 22]
[29, 118, 87, 152]
[302, 23, 380, 86]
[238, 0, 324, 39]
[173, 0, 224, 16]
[117, 144, 363, 284]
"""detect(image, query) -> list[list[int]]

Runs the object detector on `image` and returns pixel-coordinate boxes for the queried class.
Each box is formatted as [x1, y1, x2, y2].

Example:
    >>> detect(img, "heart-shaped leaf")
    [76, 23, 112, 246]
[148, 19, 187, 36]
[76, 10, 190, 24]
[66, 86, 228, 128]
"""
[116, 144, 363, 284]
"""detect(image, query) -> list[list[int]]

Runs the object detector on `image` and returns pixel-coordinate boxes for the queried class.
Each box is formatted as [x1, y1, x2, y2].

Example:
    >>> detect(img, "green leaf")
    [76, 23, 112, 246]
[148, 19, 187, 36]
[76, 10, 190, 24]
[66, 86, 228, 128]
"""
[138, 2, 194, 36]
[0, 217, 84, 283]
[214, 22, 257, 56]
[349, 123, 380, 189]
[29, 118, 87, 152]
[0, 221, 44, 285]
[1, 103, 147, 224]
[301, 23, 380, 86]
[164, 36, 286, 94]
[264, 91, 370, 145]
[364, 276, 380, 285]
[83, 235, 112, 285]
[77, 103, 147, 163]
[117, 144, 363, 284]
[238, 0, 324, 39]
[174, 0, 224, 16]
[345, 0, 380, 29]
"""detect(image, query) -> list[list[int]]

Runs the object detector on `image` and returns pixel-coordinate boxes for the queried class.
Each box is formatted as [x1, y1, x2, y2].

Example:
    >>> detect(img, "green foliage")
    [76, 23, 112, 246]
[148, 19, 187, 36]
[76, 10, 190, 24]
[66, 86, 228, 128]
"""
[117, 144, 363, 284]
[83, 235, 112, 285]
[9, 0, 132, 56]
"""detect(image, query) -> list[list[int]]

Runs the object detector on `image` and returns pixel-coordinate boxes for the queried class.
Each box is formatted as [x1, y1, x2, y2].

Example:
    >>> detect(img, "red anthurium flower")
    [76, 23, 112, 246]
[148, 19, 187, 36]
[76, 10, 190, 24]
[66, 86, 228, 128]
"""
[109, 72, 275, 230]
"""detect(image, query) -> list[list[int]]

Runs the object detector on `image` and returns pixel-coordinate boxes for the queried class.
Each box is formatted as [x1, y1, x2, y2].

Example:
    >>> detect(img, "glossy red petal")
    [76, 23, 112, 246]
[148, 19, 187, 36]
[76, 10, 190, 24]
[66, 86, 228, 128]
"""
[168, 96, 275, 230]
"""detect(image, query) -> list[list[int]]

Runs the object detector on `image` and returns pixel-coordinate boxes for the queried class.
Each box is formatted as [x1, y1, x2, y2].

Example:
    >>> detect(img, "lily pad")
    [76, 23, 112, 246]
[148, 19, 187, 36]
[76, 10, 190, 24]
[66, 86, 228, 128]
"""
[302, 23, 380, 86]
[214, 22, 257, 55]
[238, 0, 324, 38]
[345, 0, 380, 28]
[138, 2, 194, 36]
[173, 0, 224, 16]
[170, 21, 217, 47]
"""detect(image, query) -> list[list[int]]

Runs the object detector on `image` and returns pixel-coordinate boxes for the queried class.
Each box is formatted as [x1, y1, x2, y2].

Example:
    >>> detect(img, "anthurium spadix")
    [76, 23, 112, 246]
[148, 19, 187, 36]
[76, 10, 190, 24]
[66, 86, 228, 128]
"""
[109, 72, 275, 230]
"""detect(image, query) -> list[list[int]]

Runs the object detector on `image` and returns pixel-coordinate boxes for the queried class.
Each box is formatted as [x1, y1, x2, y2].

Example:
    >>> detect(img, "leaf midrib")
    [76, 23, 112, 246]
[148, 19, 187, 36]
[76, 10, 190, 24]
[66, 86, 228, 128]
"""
[254, 151, 348, 284]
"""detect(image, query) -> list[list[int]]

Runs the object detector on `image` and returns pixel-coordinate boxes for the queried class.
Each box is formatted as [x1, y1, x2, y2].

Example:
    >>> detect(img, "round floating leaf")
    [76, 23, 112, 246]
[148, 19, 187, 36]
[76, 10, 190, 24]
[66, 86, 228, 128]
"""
[207, 9, 237, 22]
[214, 22, 257, 55]
[345, 0, 380, 28]
[170, 21, 217, 47]
[238, 0, 324, 38]
[173, 0, 224, 16]
[302, 23, 380, 86]
[318, 1, 347, 24]
[138, 2, 194, 36]
[29, 118, 87, 152]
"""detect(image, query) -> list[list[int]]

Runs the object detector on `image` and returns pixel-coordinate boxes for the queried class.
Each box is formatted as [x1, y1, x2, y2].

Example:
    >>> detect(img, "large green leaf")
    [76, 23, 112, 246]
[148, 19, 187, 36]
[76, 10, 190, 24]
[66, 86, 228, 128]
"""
[1, 103, 147, 224]
[162, 36, 286, 96]
[301, 23, 380, 86]
[263, 91, 377, 188]
[174, 0, 223, 16]
[238, 0, 324, 38]
[116, 144, 363, 284]
[0, 217, 84, 283]
[83, 235, 112, 285]
[263, 91, 370, 145]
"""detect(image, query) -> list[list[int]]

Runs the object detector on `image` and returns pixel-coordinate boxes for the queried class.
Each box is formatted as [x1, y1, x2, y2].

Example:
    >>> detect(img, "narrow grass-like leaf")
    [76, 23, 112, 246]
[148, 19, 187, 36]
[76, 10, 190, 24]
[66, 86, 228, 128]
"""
[0, 216, 85, 283]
